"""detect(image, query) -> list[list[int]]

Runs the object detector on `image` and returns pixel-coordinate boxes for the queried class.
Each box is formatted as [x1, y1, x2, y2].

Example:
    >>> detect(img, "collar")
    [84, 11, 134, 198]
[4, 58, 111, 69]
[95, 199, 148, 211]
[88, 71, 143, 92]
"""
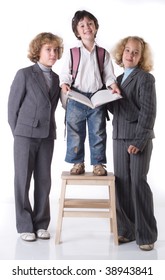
[78, 41, 97, 52]
[37, 62, 52, 72]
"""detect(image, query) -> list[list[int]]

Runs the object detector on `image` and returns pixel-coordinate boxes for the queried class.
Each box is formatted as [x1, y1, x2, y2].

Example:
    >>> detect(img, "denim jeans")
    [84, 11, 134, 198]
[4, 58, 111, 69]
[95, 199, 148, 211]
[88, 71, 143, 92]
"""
[65, 96, 107, 165]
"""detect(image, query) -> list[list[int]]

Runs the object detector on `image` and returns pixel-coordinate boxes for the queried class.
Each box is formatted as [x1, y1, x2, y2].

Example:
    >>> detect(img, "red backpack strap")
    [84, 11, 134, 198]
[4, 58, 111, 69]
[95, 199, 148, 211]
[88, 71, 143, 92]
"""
[96, 46, 105, 84]
[70, 47, 81, 84]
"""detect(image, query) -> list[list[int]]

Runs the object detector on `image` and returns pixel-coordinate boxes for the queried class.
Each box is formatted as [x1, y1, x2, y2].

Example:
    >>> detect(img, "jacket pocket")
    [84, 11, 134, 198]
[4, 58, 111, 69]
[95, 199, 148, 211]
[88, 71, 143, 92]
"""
[17, 116, 39, 127]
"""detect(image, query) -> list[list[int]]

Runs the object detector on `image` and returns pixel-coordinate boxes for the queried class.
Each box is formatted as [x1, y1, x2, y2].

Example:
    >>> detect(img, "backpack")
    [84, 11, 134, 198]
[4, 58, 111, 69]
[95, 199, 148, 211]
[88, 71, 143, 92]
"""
[60, 46, 107, 110]
[69, 45, 110, 121]
[70, 45, 106, 85]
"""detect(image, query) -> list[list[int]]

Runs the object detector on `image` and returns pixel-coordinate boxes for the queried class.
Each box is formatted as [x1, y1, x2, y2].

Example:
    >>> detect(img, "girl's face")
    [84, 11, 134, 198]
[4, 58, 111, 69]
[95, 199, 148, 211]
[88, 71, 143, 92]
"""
[39, 43, 59, 67]
[76, 17, 97, 41]
[122, 39, 142, 69]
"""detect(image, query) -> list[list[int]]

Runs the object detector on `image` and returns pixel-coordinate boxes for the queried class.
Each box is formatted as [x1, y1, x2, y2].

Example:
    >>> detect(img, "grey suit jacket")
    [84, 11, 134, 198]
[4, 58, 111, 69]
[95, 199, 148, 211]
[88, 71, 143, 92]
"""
[8, 63, 60, 139]
[108, 68, 156, 151]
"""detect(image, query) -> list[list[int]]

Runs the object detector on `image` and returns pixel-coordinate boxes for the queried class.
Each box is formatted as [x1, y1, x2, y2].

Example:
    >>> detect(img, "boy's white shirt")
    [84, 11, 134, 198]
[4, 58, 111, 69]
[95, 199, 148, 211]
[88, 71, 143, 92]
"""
[59, 41, 116, 93]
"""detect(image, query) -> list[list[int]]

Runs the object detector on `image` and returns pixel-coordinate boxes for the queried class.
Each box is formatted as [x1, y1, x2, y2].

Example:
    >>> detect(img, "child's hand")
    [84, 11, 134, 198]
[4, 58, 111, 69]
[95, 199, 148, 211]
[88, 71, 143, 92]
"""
[109, 83, 121, 94]
[61, 83, 71, 94]
[128, 145, 139, 154]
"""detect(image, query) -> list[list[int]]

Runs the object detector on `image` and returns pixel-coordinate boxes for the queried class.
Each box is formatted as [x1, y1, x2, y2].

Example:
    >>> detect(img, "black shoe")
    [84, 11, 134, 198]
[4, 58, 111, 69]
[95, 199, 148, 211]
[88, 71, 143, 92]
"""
[118, 236, 131, 243]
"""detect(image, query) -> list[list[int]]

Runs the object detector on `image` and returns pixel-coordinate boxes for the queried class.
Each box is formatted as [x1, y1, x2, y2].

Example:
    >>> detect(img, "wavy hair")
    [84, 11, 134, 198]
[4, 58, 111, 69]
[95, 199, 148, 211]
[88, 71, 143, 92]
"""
[27, 32, 63, 63]
[111, 36, 153, 72]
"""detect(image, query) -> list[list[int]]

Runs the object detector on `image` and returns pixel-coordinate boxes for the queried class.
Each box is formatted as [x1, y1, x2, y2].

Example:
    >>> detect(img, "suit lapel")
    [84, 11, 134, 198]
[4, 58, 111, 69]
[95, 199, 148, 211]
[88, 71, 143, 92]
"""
[49, 75, 55, 99]
[49, 72, 59, 100]
[32, 64, 60, 101]
[32, 64, 50, 100]
[119, 68, 141, 88]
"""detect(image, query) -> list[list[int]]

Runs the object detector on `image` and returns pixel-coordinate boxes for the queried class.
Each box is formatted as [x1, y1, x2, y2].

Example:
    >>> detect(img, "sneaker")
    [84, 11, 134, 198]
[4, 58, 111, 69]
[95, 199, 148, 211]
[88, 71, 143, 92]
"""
[70, 163, 85, 175]
[93, 164, 107, 176]
[139, 244, 154, 251]
[36, 229, 50, 239]
[21, 232, 36, 242]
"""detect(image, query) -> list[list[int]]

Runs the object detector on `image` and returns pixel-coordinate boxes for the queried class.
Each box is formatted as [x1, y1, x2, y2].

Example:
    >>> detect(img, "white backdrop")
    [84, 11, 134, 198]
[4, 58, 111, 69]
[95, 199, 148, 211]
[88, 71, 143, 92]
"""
[0, 0, 165, 207]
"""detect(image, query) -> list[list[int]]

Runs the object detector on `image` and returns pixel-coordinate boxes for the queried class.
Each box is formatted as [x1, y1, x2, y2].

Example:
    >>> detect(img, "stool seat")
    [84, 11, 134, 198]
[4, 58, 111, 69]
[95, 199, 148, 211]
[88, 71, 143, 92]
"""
[55, 171, 118, 245]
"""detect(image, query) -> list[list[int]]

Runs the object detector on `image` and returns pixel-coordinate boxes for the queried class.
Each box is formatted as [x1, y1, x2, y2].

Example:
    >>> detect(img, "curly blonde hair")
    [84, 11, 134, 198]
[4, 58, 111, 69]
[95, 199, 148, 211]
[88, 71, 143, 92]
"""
[111, 36, 153, 72]
[27, 32, 63, 63]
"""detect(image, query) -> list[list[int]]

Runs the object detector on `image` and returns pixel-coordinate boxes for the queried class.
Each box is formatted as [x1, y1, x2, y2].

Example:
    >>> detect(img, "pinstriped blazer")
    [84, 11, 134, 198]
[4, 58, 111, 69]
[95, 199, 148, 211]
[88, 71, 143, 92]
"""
[8, 63, 60, 139]
[108, 67, 156, 151]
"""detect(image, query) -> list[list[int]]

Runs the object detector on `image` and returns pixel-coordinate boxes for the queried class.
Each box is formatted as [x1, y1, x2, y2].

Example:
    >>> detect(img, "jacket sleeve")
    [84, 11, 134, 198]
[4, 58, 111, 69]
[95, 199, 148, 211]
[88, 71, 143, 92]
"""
[8, 69, 26, 135]
[132, 72, 156, 151]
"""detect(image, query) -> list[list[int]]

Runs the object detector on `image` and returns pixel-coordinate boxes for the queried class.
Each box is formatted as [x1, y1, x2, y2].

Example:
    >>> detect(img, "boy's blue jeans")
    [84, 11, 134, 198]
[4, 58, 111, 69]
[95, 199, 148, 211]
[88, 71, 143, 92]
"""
[65, 98, 107, 165]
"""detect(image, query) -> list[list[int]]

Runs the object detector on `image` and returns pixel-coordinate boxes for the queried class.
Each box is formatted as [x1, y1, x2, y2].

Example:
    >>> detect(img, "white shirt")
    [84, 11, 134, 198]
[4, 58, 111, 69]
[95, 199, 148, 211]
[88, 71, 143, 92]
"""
[60, 42, 116, 93]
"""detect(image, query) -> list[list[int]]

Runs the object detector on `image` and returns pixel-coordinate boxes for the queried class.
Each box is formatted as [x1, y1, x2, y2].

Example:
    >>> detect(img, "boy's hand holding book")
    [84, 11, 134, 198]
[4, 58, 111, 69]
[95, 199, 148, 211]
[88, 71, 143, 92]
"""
[109, 83, 121, 94]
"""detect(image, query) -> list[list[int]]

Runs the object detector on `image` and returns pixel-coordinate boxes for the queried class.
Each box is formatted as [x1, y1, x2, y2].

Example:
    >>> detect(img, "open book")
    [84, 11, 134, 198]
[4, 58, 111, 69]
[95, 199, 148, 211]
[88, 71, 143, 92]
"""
[67, 89, 122, 109]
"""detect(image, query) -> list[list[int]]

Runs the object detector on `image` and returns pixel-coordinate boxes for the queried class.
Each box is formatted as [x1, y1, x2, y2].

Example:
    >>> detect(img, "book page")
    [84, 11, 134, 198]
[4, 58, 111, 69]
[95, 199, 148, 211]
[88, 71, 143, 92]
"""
[67, 90, 93, 108]
[67, 89, 122, 109]
[91, 89, 122, 107]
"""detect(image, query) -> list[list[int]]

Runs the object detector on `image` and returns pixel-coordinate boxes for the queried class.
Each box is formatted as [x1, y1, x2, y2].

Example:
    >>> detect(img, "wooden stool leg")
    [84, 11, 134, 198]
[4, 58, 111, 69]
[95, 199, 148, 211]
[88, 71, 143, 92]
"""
[55, 179, 66, 244]
[110, 182, 118, 245]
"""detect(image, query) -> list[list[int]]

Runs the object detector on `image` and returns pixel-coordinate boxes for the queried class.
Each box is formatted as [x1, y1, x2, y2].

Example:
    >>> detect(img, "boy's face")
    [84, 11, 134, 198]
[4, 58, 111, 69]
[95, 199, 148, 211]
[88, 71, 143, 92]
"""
[76, 16, 97, 42]
[122, 39, 142, 69]
[39, 43, 59, 67]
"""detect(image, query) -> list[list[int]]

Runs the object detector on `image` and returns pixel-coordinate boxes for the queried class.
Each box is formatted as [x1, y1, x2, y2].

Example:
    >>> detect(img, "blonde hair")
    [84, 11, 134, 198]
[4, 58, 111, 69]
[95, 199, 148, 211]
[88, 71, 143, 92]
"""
[27, 32, 63, 63]
[111, 36, 153, 72]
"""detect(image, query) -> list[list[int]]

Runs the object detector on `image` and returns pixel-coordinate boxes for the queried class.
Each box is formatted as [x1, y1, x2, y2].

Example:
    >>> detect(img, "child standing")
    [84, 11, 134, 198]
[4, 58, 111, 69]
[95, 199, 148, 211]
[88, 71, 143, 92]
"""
[60, 10, 120, 176]
[108, 36, 158, 250]
[8, 32, 63, 241]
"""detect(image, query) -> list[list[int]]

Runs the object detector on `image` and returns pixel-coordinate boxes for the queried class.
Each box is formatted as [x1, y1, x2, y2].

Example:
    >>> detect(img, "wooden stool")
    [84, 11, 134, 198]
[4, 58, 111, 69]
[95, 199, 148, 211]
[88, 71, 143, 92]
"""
[55, 171, 118, 245]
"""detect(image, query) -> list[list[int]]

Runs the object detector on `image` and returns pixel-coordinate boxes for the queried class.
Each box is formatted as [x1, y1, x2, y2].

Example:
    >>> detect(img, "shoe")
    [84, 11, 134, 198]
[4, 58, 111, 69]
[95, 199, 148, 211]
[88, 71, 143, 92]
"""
[36, 229, 50, 239]
[139, 244, 154, 251]
[118, 236, 130, 243]
[93, 164, 107, 176]
[21, 232, 36, 242]
[70, 163, 85, 175]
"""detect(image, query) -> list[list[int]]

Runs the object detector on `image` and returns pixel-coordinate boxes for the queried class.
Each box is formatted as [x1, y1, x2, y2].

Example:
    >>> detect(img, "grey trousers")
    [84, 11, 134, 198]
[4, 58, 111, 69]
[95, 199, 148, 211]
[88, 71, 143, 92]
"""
[113, 139, 158, 245]
[14, 136, 54, 233]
